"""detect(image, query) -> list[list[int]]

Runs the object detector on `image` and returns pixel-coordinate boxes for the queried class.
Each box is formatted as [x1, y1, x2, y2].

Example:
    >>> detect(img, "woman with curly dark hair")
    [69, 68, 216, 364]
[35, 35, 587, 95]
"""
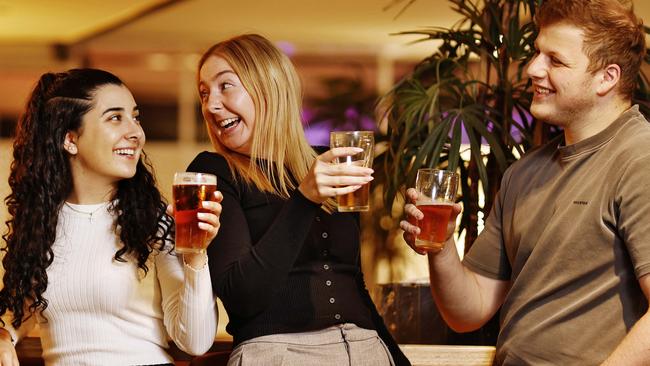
[0, 68, 221, 366]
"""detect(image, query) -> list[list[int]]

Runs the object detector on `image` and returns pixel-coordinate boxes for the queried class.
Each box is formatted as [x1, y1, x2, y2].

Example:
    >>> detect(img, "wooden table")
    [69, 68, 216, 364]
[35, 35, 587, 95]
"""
[399, 344, 496, 366]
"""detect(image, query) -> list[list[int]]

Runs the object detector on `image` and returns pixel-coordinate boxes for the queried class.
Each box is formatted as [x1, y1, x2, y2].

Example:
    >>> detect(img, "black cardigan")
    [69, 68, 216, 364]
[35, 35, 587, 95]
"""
[187, 151, 410, 366]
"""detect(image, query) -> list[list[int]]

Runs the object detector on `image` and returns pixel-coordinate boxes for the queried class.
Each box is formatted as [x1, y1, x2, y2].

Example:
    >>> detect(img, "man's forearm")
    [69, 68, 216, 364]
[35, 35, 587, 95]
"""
[427, 238, 507, 332]
[601, 311, 650, 365]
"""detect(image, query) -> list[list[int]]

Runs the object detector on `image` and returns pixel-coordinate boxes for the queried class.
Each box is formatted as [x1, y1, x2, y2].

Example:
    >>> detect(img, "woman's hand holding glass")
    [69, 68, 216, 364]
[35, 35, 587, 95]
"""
[298, 147, 374, 205]
[167, 190, 223, 269]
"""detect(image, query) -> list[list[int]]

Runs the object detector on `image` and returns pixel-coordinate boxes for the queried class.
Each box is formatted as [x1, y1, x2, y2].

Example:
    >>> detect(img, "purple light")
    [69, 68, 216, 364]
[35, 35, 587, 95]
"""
[276, 41, 296, 56]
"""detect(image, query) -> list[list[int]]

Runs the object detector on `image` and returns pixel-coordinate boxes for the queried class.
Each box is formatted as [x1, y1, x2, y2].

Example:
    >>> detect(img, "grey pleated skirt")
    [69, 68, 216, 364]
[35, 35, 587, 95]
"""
[227, 323, 395, 366]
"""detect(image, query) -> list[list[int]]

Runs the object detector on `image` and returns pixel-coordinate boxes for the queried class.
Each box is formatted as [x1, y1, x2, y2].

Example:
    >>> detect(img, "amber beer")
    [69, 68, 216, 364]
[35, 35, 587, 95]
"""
[330, 131, 374, 212]
[173, 172, 217, 254]
[412, 169, 458, 251]
[337, 182, 370, 212]
[413, 202, 454, 250]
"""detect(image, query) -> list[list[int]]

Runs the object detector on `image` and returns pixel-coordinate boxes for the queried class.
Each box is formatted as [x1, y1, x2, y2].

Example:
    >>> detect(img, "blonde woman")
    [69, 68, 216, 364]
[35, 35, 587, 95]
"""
[189, 34, 410, 365]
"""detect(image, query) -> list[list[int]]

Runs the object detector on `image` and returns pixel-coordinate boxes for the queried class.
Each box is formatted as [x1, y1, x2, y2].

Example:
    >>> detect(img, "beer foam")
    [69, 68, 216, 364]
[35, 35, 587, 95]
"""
[415, 201, 454, 206]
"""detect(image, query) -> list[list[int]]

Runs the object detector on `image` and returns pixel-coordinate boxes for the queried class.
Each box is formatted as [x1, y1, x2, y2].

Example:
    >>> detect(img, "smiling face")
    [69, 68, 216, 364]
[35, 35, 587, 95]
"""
[198, 55, 256, 156]
[526, 22, 601, 127]
[65, 84, 145, 192]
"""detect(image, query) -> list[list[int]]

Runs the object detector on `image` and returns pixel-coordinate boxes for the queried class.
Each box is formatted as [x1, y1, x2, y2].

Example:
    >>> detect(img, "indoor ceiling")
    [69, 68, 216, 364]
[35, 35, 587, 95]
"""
[0, 0, 468, 113]
[1, 0, 650, 113]
[0, 0, 166, 44]
[2, 0, 650, 68]
[0, 0, 464, 59]
[3, 0, 650, 54]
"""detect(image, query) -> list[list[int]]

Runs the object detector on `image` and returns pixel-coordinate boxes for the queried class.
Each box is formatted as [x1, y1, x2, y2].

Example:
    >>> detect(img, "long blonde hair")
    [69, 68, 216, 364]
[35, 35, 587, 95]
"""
[198, 34, 334, 210]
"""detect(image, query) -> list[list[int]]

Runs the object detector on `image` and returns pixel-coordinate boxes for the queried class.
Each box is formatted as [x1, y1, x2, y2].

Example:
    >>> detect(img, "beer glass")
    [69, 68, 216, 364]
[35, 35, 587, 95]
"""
[172, 172, 217, 254]
[412, 169, 459, 251]
[330, 131, 374, 212]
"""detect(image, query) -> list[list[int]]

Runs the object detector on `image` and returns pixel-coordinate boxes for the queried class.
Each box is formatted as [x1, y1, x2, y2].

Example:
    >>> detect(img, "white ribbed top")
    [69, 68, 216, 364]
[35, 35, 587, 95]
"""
[6, 202, 217, 366]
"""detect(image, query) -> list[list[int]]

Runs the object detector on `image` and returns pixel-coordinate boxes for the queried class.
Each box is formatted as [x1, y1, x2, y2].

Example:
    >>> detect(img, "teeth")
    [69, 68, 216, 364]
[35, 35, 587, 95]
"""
[535, 87, 551, 95]
[220, 117, 239, 128]
[114, 149, 135, 156]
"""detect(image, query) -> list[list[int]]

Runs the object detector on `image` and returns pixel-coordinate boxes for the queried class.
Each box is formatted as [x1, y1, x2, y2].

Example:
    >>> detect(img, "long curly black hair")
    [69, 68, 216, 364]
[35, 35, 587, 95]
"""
[0, 69, 172, 329]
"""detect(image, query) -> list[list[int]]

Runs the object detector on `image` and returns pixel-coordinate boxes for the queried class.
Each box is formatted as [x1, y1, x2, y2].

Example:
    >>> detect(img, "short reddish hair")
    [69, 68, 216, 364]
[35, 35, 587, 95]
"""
[536, 0, 646, 99]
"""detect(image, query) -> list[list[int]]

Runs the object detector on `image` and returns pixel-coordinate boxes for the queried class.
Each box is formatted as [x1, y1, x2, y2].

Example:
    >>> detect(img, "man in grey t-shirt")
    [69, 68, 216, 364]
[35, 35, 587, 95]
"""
[402, 1, 650, 365]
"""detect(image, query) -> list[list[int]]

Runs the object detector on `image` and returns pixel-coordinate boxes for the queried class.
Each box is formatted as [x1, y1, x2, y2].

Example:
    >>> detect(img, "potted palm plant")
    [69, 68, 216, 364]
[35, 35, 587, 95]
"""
[377, 0, 540, 250]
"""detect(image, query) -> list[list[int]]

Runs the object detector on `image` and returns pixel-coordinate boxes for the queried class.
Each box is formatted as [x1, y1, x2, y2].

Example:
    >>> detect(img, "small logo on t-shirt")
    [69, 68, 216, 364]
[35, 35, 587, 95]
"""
[573, 200, 589, 205]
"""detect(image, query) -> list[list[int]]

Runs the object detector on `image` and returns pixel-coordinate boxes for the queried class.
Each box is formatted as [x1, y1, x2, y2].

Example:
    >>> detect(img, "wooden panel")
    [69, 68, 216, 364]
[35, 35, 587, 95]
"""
[399, 344, 496, 366]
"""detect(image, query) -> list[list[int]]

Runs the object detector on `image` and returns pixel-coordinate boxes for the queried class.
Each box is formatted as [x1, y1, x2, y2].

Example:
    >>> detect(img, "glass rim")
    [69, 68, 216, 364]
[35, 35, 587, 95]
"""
[330, 130, 374, 136]
[416, 168, 458, 176]
[173, 172, 217, 184]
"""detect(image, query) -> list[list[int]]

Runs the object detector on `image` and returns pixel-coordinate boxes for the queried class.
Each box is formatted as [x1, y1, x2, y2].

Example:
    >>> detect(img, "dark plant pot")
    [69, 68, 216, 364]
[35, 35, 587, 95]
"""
[375, 282, 499, 346]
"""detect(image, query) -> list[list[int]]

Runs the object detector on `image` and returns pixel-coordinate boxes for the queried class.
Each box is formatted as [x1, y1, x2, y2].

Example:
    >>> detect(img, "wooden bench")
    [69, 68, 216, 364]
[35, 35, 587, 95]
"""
[17, 338, 496, 366]
[400, 344, 496, 366]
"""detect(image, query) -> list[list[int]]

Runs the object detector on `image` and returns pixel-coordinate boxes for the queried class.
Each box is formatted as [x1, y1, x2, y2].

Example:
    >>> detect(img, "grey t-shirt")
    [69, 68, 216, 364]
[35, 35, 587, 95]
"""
[464, 106, 650, 365]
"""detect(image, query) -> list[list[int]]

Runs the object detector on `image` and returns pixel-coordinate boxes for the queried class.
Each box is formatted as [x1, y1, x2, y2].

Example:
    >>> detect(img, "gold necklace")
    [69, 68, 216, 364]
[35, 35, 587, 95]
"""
[64, 202, 107, 222]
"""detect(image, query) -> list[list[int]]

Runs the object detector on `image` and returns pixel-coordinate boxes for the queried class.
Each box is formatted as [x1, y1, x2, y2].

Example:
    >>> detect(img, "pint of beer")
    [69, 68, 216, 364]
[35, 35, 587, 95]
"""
[411, 169, 458, 251]
[172, 172, 217, 254]
[330, 131, 374, 212]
